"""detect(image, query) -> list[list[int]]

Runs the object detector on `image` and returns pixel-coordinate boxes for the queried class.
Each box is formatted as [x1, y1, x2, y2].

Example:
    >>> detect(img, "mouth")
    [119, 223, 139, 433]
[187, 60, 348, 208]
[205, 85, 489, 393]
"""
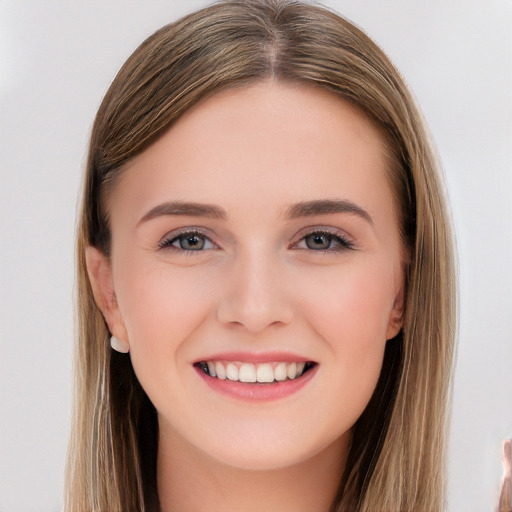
[194, 360, 316, 383]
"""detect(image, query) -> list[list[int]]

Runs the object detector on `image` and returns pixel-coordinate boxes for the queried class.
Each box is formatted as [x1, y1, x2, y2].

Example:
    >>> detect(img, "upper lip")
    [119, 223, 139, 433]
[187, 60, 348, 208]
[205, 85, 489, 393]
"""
[194, 351, 315, 364]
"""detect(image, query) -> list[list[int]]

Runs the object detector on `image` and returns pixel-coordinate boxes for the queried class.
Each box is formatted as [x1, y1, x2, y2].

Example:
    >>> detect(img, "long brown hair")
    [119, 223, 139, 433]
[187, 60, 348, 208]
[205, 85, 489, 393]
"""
[66, 1, 456, 511]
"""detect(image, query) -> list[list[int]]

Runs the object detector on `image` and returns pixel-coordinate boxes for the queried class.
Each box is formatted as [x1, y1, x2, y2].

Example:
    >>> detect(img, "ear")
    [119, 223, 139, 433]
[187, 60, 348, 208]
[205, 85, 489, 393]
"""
[85, 246, 129, 346]
[385, 277, 405, 341]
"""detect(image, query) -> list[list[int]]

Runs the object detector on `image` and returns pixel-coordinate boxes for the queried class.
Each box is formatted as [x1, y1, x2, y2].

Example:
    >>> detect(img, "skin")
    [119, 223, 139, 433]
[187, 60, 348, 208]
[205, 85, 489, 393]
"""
[87, 81, 406, 512]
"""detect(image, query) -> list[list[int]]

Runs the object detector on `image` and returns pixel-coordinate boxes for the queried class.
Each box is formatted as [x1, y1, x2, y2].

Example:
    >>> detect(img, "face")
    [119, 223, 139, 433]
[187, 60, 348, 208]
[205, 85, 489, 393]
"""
[87, 82, 405, 472]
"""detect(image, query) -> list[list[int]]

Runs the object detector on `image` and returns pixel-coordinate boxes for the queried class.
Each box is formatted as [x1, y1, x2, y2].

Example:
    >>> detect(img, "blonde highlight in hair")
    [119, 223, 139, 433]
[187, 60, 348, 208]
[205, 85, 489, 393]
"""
[66, 1, 456, 511]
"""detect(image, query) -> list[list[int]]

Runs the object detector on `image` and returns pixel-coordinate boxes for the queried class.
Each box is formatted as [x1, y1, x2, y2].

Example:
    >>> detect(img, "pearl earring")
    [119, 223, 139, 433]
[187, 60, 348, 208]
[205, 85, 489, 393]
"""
[110, 335, 129, 353]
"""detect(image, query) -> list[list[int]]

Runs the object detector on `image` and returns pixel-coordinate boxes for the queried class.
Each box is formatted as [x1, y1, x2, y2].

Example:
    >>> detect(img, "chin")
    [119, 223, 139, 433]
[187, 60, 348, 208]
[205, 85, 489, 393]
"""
[193, 423, 349, 473]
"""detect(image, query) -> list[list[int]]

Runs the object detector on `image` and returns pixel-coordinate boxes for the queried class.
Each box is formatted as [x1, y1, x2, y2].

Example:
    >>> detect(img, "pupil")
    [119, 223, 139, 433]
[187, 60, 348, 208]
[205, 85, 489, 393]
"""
[307, 233, 330, 250]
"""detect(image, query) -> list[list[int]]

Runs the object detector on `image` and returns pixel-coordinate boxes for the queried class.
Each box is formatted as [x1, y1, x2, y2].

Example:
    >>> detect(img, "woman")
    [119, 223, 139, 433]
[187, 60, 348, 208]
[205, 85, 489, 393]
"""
[65, 1, 456, 511]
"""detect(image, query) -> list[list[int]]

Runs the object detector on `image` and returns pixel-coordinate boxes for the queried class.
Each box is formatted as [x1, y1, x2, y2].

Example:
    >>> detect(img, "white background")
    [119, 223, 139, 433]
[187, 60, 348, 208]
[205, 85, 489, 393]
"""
[1, 1, 511, 511]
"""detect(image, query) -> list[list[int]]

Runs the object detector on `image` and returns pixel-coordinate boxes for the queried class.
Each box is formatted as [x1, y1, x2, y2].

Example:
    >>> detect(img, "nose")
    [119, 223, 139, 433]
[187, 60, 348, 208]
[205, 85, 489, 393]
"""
[216, 249, 293, 333]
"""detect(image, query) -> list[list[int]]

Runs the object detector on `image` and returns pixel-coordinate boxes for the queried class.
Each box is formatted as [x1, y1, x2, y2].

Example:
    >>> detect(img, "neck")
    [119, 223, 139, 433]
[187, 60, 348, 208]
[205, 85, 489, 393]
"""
[157, 423, 349, 512]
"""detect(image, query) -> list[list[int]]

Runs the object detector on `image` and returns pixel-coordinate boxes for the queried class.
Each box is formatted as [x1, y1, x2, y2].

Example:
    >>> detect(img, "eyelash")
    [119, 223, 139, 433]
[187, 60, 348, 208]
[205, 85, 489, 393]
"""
[292, 230, 355, 253]
[157, 229, 355, 254]
[157, 229, 216, 252]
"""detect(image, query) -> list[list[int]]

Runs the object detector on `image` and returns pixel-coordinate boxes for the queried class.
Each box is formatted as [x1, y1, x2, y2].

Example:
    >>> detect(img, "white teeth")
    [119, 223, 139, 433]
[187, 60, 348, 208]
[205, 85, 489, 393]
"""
[207, 361, 216, 377]
[215, 361, 226, 379]
[274, 362, 287, 381]
[239, 363, 257, 383]
[201, 360, 310, 383]
[286, 362, 297, 380]
[226, 363, 239, 381]
[256, 363, 274, 383]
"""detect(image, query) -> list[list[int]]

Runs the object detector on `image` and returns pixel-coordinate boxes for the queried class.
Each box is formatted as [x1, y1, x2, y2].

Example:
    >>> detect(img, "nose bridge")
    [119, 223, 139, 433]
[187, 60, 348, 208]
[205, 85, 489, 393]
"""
[216, 243, 292, 332]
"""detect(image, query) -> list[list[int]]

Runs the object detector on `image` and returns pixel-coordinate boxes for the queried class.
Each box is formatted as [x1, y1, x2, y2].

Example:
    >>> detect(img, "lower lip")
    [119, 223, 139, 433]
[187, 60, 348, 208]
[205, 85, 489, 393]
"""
[195, 364, 318, 402]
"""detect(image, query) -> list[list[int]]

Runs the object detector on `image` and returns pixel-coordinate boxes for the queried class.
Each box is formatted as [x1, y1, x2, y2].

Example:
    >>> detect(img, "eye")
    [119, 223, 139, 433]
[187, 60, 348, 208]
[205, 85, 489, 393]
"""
[158, 231, 216, 251]
[294, 230, 354, 252]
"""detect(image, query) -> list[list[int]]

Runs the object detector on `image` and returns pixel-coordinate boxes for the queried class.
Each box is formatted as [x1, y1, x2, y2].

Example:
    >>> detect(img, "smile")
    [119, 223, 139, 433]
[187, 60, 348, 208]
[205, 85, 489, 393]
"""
[196, 360, 315, 383]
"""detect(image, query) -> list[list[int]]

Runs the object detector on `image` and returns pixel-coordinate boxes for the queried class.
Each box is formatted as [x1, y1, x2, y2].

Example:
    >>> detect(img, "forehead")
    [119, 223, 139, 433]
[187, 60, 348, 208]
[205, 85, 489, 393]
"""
[113, 81, 394, 228]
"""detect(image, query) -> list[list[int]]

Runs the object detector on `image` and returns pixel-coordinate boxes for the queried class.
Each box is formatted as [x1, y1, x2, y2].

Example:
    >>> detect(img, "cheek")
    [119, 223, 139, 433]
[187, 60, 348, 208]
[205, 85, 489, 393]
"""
[113, 258, 214, 355]
[298, 259, 396, 343]
[309, 268, 392, 428]
[294, 259, 395, 393]
[113, 261, 218, 413]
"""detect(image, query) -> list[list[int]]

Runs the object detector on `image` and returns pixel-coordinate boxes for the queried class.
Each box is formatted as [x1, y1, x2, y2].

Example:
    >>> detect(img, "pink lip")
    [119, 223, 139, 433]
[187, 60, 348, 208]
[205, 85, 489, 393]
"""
[194, 351, 312, 364]
[194, 362, 318, 402]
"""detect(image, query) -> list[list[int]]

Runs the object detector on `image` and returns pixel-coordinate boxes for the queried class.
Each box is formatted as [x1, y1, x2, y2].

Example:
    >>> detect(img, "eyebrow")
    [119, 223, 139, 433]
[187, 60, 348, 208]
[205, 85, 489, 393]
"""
[285, 199, 373, 225]
[137, 198, 373, 225]
[138, 201, 227, 225]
